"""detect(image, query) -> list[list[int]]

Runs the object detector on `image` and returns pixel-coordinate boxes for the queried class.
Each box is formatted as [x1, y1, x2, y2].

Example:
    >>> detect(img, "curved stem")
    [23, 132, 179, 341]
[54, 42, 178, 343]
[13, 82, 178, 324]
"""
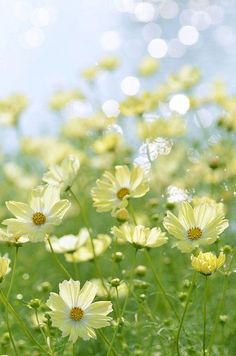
[176, 271, 196, 356]
[47, 238, 72, 279]
[203, 276, 208, 355]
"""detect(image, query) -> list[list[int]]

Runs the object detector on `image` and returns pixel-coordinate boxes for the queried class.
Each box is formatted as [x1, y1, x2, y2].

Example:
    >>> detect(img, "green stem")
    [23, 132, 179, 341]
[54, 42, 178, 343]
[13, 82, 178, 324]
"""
[203, 276, 208, 356]
[47, 238, 72, 279]
[98, 330, 118, 356]
[129, 201, 138, 225]
[35, 309, 51, 351]
[176, 272, 196, 356]
[0, 289, 51, 355]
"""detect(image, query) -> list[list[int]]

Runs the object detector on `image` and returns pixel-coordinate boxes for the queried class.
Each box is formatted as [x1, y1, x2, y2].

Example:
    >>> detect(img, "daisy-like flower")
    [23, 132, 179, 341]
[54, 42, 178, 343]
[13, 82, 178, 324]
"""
[46, 228, 89, 254]
[111, 223, 168, 249]
[42, 155, 80, 192]
[46, 279, 112, 342]
[163, 202, 228, 253]
[3, 185, 71, 243]
[0, 255, 11, 281]
[0, 228, 29, 245]
[91, 165, 149, 213]
[191, 251, 225, 276]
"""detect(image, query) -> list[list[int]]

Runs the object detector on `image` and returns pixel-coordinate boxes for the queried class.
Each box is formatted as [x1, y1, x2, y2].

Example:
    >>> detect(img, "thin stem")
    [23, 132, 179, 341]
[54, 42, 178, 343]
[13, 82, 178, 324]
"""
[98, 330, 118, 356]
[35, 309, 50, 349]
[0, 289, 51, 355]
[47, 238, 72, 279]
[129, 201, 138, 225]
[73, 343, 76, 356]
[203, 276, 208, 356]
[176, 271, 196, 356]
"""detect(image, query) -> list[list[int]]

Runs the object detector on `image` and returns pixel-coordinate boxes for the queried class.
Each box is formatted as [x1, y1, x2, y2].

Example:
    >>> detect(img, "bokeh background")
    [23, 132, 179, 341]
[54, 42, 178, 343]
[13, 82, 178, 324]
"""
[1, 0, 236, 149]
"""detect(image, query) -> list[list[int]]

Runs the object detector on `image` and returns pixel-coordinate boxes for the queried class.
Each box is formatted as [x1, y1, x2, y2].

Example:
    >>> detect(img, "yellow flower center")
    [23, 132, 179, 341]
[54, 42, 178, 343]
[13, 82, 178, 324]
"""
[70, 307, 84, 321]
[187, 227, 202, 240]
[117, 187, 130, 200]
[32, 212, 46, 226]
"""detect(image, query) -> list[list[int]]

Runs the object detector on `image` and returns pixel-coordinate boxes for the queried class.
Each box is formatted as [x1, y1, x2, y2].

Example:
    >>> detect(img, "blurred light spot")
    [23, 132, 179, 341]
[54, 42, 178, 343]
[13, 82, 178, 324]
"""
[121, 76, 140, 96]
[134, 155, 151, 175]
[13, 1, 32, 21]
[23, 273, 29, 280]
[207, 5, 224, 24]
[179, 9, 195, 25]
[30, 7, 51, 27]
[25, 27, 45, 47]
[148, 38, 168, 58]
[169, 94, 190, 114]
[16, 294, 23, 300]
[168, 39, 186, 58]
[139, 138, 173, 161]
[106, 124, 123, 135]
[100, 31, 121, 51]
[214, 26, 235, 47]
[178, 26, 199, 46]
[102, 100, 120, 117]
[142, 22, 162, 42]
[167, 186, 191, 203]
[194, 108, 215, 128]
[159, 1, 179, 19]
[191, 11, 211, 31]
[63, 101, 93, 118]
[134, 2, 156, 22]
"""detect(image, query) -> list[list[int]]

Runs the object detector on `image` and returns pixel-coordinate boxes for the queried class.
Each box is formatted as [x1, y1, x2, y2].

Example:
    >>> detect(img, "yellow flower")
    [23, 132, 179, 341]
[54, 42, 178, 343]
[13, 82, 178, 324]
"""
[138, 56, 159, 76]
[191, 251, 225, 276]
[0, 255, 11, 281]
[163, 202, 228, 253]
[92, 133, 123, 154]
[43, 155, 80, 191]
[46, 279, 112, 342]
[49, 89, 85, 111]
[91, 165, 149, 212]
[99, 56, 120, 71]
[0, 228, 29, 245]
[0, 93, 28, 126]
[111, 223, 167, 249]
[65, 233, 111, 263]
[46, 228, 89, 254]
[3, 185, 71, 243]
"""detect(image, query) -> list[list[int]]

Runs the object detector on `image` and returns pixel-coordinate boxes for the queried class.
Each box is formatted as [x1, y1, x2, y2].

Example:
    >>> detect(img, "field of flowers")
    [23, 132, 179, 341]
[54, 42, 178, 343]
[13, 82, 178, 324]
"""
[0, 2, 236, 356]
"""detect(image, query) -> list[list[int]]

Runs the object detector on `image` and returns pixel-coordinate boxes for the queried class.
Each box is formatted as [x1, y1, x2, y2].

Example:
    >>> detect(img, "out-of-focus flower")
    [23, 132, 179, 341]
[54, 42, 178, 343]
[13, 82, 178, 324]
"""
[99, 56, 120, 71]
[91, 165, 149, 212]
[163, 202, 228, 253]
[3, 162, 38, 190]
[0, 255, 11, 281]
[82, 67, 99, 82]
[3, 185, 71, 243]
[47, 279, 112, 342]
[49, 89, 85, 111]
[138, 56, 159, 76]
[43, 155, 80, 192]
[192, 196, 225, 215]
[0, 93, 28, 126]
[191, 251, 225, 275]
[0, 229, 29, 245]
[46, 228, 89, 254]
[92, 133, 123, 154]
[91, 279, 128, 299]
[65, 234, 111, 263]
[111, 223, 167, 249]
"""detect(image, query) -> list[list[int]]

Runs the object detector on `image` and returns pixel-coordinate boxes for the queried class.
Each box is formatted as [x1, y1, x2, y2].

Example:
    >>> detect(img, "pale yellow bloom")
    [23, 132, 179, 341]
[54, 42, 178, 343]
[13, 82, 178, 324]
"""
[138, 56, 159, 76]
[191, 251, 225, 275]
[91, 165, 149, 212]
[0, 228, 29, 245]
[0, 255, 11, 280]
[49, 89, 84, 111]
[47, 279, 112, 342]
[46, 228, 89, 254]
[91, 279, 128, 299]
[163, 202, 228, 253]
[3, 185, 71, 243]
[111, 223, 167, 249]
[43, 155, 80, 191]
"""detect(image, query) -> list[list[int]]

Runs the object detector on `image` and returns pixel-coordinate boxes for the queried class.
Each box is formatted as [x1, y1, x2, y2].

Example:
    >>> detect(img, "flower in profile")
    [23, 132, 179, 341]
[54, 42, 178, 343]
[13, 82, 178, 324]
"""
[111, 223, 167, 249]
[43, 155, 80, 192]
[65, 233, 111, 263]
[3, 185, 71, 243]
[91, 165, 149, 213]
[191, 251, 225, 276]
[0, 228, 29, 245]
[163, 202, 228, 253]
[0, 255, 11, 281]
[46, 228, 89, 254]
[46, 279, 112, 342]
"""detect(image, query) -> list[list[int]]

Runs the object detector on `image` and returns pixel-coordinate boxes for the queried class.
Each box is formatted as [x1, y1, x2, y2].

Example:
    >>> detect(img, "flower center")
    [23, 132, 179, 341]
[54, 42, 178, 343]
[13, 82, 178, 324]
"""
[187, 227, 202, 240]
[70, 307, 84, 321]
[117, 187, 130, 200]
[32, 212, 46, 226]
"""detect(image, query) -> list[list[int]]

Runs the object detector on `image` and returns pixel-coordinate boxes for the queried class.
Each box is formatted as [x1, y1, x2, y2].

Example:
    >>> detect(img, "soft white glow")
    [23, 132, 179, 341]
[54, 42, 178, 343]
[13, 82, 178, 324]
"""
[168, 39, 186, 58]
[167, 186, 191, 204]
[121, 76, 140, 96]
[30, 7, 51, 27]
[26, 27, 44, 47]
[13, 1, 32, 21]
[142, 22, 162, 42]
[100, 31, 121, 51]
[178, 26, 199, 45]
[191, 11, 211, 31]
[169, 94, 190, 114]
[214, 26, 235, 47]
[207, 5, 224, 24]
[148, 38, 168, 58]
[135, 2, 156, 22]
[159, 1, 179, 19]
[102, 100, 120, 118]
[194, 108, 215, 128]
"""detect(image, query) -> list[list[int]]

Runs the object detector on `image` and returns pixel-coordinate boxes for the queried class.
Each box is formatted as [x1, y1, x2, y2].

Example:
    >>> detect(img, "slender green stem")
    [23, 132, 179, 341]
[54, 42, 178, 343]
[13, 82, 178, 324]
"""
[203, 276, 208, 356]
[35, 309, 51, 351]
[0, 289, 51, 355]
[73, 343, 76, 356]
[129, 201, 138, 225]
[47, 238, 72, 279]
[144, 249, 179, 320]
[176, 272, 196, 356]
[98, 330, 118, 356]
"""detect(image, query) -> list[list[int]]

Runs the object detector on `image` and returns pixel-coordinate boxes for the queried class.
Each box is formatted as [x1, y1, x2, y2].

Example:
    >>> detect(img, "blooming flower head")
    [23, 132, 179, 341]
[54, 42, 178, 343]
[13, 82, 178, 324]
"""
[0, 255, 11, 281]
[91, 165, 149, 213]
[191, 251, 225, 276]
[163, 202, 228, 253]
[111, 223, 168, 249]
[46, 228, 89, 254]
[43, 155, 80, 192]
[0, 228, 29, 245]
[3, 185, 71, 243]
[46, 279, 112, 342]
